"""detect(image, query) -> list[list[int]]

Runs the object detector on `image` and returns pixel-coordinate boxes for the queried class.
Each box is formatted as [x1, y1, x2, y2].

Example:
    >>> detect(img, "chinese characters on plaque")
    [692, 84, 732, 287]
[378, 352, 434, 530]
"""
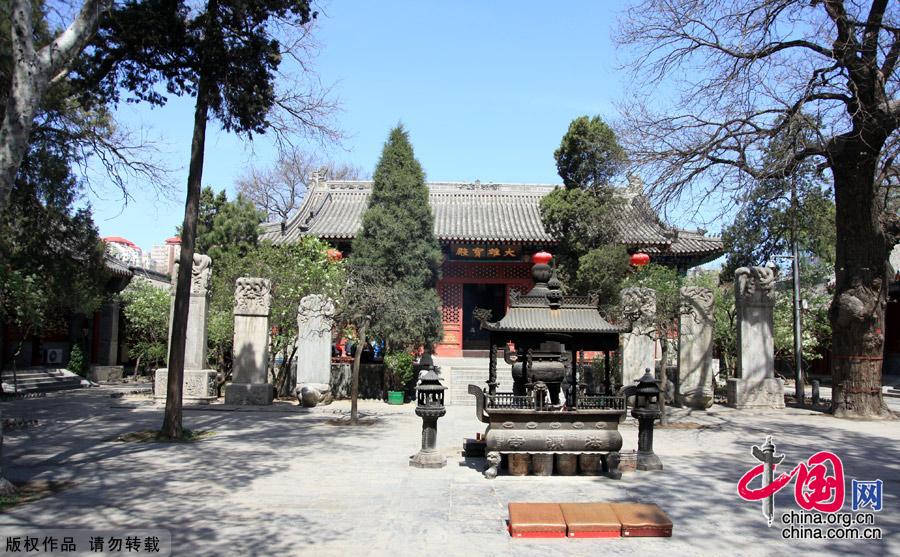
[449, 244, 521, 260]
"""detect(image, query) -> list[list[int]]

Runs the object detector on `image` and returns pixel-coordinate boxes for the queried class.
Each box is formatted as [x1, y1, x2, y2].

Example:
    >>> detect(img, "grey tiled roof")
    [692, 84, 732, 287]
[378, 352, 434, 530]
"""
[261, 181, 723, 258]
[648, 229, 725, 256]
[104, 255, 133, 278]
[489, 306, 628, 334]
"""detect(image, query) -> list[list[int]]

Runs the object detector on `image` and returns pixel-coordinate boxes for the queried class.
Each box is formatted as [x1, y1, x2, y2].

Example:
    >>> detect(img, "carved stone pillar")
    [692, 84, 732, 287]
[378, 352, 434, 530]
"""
[620, 287, 657, 386]
[155, 254, 217, 404]
[225, 278, 273, 405]
[678, 286, 715, 409]
[728, 266, 785, 409]
[295, 294, 335, 407]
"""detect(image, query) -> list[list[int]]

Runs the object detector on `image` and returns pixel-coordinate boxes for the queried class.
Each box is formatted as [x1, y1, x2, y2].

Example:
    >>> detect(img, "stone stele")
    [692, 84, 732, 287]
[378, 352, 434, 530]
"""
[727, 266, 785, 409]
[225, 278, 273, 405]
[295, 294, 335, 407]
[620, 287, 657, 386]
[154, 254, 217, 404]
[678, 286, 715, 409]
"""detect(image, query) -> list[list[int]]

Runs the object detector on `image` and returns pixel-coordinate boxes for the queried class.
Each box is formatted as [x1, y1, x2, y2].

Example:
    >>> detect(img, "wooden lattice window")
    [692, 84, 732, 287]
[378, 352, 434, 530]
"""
[440, 283, 462, 324]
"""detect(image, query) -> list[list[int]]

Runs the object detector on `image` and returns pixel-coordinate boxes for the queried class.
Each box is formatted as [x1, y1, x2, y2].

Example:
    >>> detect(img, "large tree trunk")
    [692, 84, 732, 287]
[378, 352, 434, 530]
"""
[350, 320, 368, 425]
[159, 73, 211, 439]
[1, 0, 108, 212]
[829, 136, 893, 419]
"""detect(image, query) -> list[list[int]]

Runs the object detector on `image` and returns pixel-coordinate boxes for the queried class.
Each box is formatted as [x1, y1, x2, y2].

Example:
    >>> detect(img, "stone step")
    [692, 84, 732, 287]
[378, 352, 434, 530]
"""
[1, 369, 83, 393]
[1, 370, 69, 380]
[447, 365, 514, 406]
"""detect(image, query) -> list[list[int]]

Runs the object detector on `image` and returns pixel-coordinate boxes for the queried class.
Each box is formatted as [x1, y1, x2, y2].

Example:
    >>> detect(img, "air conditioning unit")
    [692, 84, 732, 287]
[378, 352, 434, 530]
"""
[45, 348, 64, 365]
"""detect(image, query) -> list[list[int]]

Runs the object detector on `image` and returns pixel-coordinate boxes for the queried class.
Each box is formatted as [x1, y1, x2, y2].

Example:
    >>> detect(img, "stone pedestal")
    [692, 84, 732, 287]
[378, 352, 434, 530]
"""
[155, 368, 217, 403]
[154, 254, 218, 404]
[728, 267, 784, 409]
[727, 377, 785, 408]
[295, 295, 335, 406]
[225, 278, 273, 405]
[620, 287, 657, 385]
[89, 365, 123, 383]
[678, 286, 715, 409]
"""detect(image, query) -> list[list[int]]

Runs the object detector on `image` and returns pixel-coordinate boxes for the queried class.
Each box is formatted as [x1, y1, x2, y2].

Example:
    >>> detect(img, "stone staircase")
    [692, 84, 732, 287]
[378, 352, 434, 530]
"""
[435, 356, 514, 406]
[1, 368, 84, 394]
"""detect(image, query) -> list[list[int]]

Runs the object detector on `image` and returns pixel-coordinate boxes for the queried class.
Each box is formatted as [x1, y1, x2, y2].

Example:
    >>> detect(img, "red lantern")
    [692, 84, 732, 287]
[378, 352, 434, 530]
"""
[630, 252, 650, 267]
[327, 248, 343, 262]
[532, 251, 553, 265]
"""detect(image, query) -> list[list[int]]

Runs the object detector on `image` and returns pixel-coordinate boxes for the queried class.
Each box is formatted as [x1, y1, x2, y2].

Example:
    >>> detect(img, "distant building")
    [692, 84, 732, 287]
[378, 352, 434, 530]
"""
[262, 180, 724, 357]
[149, 236, 181, 276]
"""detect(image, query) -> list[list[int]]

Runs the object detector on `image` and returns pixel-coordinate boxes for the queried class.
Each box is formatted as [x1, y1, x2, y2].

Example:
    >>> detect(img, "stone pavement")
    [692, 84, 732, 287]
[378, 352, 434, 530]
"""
[1, 388, 898, 556]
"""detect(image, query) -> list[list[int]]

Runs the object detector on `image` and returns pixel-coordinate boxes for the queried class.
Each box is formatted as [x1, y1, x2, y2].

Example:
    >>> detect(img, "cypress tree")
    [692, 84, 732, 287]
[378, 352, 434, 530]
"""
[348, 125, 442, 351]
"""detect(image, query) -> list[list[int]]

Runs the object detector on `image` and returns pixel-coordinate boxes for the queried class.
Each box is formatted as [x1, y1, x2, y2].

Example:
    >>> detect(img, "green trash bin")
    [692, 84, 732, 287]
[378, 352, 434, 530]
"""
[387, 391, 404, 405]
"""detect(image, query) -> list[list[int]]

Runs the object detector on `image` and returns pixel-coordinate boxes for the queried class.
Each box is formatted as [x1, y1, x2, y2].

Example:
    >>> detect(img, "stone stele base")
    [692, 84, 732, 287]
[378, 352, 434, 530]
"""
[89, 365, 123, 383]
[224, 383, 274, 405]
[409, 450, 447, 469]
[678, 388, 714, 410]
[726, 377, 785, 409]
[154, 368, 217, 404]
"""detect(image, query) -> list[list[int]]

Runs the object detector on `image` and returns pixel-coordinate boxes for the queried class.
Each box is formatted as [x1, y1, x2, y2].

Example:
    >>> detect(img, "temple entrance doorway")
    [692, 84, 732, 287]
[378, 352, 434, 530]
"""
[462, 283, 506, 352]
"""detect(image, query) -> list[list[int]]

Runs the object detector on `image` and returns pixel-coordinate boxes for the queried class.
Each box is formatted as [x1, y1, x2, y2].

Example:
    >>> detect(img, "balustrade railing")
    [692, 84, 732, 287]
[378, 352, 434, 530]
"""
[485, 392, 626, 411]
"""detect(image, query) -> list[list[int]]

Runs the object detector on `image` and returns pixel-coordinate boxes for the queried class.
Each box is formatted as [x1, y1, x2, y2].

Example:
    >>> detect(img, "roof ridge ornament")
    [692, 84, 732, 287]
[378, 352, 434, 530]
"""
[626, 173, 644, 199]
[309, 166, 328, 188]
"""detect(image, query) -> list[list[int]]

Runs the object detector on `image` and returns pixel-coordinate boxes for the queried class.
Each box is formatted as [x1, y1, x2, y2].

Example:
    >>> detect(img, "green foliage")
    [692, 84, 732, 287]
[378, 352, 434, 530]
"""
[207, 236, 345, 382]
[347, 126, 442, 350]
[540, 187, 621, 255]
[67, 345, 87, 377]
[541, 116, 629, 301]
[554, 115, 626, 190]
[77, 0, 316, 137]
[623, 263, 683, 326]
[0, 2, 110, 366]
[771, 259, 832, 365]
[721, 129, 835, 279]
[0, 150, 107, 360]
[121, 280, 170, 373]
[591, 354, 622, 390]
[683, 271, 736, 377]
[194, 187, 263, 261]
[384, 351, 415, 390]
[575, 244, 631, 307]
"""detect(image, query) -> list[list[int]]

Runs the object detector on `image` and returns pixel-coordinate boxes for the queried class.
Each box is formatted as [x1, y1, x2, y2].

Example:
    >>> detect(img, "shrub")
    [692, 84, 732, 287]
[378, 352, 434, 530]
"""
[384, 351, 415, 391]
[67, 345, 87, 377]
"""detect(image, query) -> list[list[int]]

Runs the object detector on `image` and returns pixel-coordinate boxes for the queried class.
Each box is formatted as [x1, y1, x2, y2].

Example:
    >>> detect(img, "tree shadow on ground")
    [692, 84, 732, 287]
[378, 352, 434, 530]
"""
[0, 390, 403, 555]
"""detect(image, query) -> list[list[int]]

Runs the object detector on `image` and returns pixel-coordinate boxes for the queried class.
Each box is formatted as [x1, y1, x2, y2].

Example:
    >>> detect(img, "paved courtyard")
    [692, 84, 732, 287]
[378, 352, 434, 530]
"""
[1, 388, 898, 556]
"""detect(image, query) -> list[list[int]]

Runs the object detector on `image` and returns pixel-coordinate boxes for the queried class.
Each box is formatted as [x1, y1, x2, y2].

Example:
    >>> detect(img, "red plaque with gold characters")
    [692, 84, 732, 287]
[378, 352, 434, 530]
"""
[449, 243, 521, 260]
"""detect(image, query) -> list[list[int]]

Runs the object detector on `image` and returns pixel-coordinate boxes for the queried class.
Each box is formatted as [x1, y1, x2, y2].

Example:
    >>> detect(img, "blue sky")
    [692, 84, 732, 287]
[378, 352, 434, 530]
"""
[89, 1, 717, 252]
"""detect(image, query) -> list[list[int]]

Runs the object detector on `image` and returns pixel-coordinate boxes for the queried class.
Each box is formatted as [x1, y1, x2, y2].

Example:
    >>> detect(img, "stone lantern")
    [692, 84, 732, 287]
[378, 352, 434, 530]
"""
[409, 361, 447, 469]
[630, 368, 663, 471]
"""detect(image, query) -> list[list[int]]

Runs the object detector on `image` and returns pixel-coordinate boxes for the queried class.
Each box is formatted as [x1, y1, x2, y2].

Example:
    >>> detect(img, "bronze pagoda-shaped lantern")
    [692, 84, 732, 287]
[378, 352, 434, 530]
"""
[410, 356, 447, 469]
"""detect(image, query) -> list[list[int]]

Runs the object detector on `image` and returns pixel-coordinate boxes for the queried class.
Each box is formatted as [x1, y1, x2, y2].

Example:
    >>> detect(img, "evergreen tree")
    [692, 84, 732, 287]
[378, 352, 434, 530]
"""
[540, 115, 628, 304]
[554, 115, 626, 191]
[192, 187, 263, 261]
[348, 126, 442, 352]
